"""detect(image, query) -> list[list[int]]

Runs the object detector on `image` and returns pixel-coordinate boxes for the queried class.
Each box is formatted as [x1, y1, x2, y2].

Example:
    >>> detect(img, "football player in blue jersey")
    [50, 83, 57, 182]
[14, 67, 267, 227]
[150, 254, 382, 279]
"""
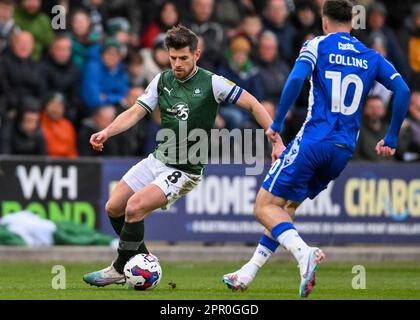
[223, 0, 411, 297]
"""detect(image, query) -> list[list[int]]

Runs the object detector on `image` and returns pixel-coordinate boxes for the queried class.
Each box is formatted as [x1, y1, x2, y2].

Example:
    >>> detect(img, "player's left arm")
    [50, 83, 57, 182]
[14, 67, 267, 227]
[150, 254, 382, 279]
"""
[375, 57, 411, 156]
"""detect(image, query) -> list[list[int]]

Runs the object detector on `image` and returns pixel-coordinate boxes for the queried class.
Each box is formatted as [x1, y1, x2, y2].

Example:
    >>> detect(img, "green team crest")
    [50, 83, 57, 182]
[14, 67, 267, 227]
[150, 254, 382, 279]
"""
[193, 87, 203, 97]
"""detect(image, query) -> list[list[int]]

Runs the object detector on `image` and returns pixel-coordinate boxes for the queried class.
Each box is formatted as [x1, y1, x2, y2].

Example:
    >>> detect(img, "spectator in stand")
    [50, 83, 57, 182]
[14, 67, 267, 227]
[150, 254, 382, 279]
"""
[217, 35, 265, 129]
[292, 0, 322, 57]
[354, 96, 392, 162]
[231, 14, 263, 60]
[140, 34, 170, 83]
[396, 91, 420, 162]
[262, 0, 296, 64]
[0, 30, 44, 117]
[257, 31, 290, 116]
[80, 0, 106, 37]
[141, 1, 179, 49]
[1, 96, 46, 155]
[67, 9, 101, 69]
[78, 105, 131, 156]
[106, 17, 130, 57]
[359, 2, 410, 81]
[116, 86, 149, 156]
[186, 0, 225, 71]
[126, 50, 146, 87]
[13, 0, 53, 60]
[368, 33, 393, 108]
[0, 0, 17, 53]
[102, 0, 142, 48]
[40, 93, 77, 158]
[407, 4, 420, 75]
[81, 37, 129, 114]
[40, 34, 81, 124]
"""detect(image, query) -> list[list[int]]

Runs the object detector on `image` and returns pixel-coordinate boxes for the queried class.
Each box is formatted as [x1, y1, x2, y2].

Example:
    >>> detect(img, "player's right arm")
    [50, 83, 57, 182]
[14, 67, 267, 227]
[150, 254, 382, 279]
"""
[90, 73, 161, 152]
[374, 56, 411, 156]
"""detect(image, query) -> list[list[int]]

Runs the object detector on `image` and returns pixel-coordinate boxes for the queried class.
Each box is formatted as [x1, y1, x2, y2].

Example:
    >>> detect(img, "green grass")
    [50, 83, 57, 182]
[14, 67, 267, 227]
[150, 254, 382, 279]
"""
[0, 261, 419, 300]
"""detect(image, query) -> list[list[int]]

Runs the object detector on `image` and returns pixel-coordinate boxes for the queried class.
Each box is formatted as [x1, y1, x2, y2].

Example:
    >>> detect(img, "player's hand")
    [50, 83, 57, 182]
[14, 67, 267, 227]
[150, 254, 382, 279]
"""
[271, 139, 286, 164]
[90, 130, 109, 152]
[375, 139, 395, 157]
[265, 128, 280, 145]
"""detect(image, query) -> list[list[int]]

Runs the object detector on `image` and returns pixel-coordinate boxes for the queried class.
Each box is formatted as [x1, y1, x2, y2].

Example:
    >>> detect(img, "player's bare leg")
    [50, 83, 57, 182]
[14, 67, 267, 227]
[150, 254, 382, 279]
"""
[254, 188, 326, 298]
[83, 184, 167, 287]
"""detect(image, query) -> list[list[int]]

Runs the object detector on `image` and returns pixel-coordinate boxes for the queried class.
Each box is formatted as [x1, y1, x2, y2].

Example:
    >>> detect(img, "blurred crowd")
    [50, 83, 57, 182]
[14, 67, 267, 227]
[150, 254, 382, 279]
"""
[0, 0, 419, 162]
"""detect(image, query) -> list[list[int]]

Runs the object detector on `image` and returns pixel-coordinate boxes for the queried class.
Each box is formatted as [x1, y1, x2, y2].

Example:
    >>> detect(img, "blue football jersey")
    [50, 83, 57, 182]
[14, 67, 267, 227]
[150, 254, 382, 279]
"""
[296, 32, 400, 151]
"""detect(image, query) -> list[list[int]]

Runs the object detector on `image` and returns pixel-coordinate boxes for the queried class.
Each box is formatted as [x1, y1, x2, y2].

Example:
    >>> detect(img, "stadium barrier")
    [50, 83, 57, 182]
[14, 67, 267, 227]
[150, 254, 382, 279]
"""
[1, 156, 419, 244]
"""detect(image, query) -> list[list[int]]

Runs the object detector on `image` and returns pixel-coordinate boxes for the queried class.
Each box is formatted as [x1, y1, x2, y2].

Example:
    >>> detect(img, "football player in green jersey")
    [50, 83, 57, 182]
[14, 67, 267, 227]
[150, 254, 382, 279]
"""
[83, 25, 283, 287]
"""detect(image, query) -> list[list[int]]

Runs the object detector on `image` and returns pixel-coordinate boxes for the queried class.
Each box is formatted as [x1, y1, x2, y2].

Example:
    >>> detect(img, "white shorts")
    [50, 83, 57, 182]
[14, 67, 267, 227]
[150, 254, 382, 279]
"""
[122, 154, 202, 209]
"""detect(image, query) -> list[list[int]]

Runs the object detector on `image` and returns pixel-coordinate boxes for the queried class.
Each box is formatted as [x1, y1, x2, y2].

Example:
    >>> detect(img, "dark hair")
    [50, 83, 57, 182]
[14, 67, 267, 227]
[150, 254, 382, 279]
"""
[165, 24, 198, 52]
[322, 0, 353, 23]
[0, 0, 15, 6]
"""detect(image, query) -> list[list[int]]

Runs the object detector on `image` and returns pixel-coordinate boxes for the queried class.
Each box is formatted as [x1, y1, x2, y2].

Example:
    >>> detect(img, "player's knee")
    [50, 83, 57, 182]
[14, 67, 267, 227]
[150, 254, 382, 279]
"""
[125, 199, 147, 222]
[105, 200, 122, 218]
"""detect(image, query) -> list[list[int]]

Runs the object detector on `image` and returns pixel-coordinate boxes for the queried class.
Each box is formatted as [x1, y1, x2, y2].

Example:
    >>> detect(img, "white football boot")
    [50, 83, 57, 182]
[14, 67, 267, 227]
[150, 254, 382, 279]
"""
[299, 247, 326, 298]
[222, 271, 254, 292]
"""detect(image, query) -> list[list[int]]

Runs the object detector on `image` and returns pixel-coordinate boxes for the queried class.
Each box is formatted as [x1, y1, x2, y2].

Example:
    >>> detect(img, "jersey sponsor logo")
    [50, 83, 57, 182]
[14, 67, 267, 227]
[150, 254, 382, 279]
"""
[338, 42, 360, 53]
[167, 102, 189, 120]
[192, 87, 203, 97]
[164, 87, 174, 96]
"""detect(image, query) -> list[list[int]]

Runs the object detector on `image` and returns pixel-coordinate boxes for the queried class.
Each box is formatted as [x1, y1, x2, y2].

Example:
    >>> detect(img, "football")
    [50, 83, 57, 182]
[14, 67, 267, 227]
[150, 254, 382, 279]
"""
[124, 254, 162, 290]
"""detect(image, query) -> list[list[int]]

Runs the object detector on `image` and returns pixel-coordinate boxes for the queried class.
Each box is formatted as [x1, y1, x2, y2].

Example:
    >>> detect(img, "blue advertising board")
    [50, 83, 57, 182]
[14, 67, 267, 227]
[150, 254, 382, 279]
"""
[100, 159, 420, 244]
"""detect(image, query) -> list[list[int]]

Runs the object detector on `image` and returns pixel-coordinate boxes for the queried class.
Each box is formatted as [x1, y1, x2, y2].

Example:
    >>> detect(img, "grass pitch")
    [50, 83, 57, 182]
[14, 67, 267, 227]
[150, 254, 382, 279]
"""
[0, 260, 419, 300]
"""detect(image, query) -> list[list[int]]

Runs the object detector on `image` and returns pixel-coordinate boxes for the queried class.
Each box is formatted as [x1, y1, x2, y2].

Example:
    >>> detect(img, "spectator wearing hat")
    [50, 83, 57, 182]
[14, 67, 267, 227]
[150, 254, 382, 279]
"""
[80, 37, 129, 114]
[13, 0, 54, 60]
[141, 1, 179, 49]
[140, 34, 170, 83]
[1, 96, 46, 155]
[40, 93, 78, 158]
[216, 35, 265, 129]
[40, 34, 81, 124]
[0, 0, 17, 53]
[106, 16, 130, 56]
[67, 9, 101, 69]
[0, 30, 44, 117]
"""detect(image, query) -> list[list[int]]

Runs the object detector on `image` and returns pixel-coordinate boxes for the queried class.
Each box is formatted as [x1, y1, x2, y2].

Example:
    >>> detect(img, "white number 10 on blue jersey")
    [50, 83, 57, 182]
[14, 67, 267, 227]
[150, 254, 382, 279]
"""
[325, 71, 363, 116]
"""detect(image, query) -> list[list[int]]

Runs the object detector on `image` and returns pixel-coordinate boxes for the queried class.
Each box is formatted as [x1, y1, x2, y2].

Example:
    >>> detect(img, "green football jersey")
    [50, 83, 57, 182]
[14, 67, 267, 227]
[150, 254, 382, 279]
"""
[136, 67, 243, 175]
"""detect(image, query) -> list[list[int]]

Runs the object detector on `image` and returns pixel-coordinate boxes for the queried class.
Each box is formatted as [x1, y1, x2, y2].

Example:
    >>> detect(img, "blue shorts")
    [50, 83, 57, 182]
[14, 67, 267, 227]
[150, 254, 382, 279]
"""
[262, 137, 353, 202]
